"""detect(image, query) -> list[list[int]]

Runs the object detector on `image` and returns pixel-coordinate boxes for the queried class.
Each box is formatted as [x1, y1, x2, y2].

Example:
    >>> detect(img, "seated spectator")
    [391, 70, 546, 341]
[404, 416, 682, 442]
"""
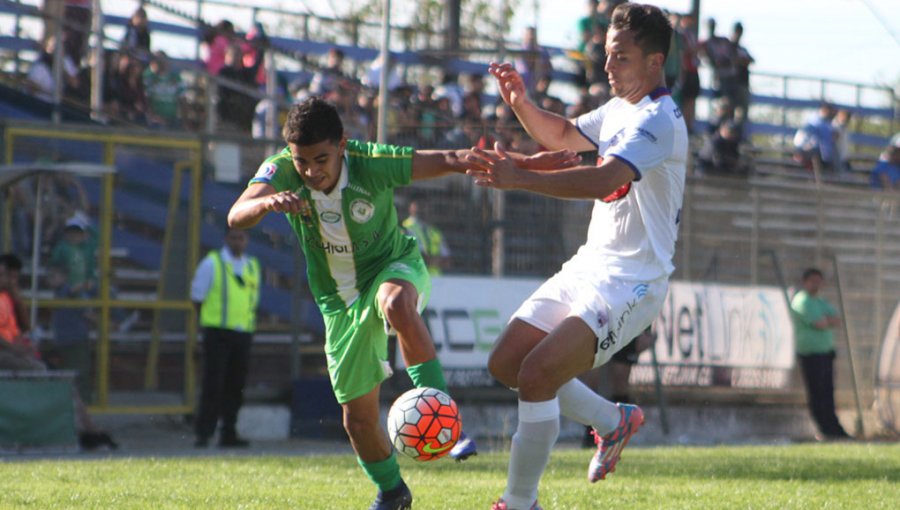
[121, 7, 151, 60]
[105, 52, 147, 123]
[793, 103, 838, 173]
[143, 51, 183, 129]
[0, 253, 116, 451]
[699, 121, 747, 176]
[26, 36, 80, 102]
[870, 144, 900, 191]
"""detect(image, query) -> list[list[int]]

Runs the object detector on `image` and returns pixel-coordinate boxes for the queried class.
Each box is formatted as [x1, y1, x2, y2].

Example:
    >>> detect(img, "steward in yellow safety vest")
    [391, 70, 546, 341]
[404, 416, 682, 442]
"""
[190, 227, 260, 448]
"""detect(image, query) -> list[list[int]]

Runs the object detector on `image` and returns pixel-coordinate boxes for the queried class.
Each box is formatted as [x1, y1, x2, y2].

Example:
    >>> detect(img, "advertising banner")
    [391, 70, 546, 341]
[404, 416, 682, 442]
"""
[631, 282, 794, 389]
[416, 277, 795, 389]
[410, 275, 542, 387]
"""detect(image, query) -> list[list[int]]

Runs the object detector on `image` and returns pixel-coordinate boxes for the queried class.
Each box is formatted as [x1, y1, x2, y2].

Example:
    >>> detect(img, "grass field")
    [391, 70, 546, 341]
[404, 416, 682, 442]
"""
[3, 443, 899, 509]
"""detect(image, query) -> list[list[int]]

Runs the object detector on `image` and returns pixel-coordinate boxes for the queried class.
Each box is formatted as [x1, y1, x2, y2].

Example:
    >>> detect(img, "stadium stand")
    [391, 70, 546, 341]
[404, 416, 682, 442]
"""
[1, 1, 897, 434]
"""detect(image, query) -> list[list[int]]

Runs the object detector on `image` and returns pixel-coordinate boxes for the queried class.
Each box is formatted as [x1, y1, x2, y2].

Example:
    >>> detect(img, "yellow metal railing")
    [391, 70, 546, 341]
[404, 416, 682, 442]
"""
[3, 124, 203, 414]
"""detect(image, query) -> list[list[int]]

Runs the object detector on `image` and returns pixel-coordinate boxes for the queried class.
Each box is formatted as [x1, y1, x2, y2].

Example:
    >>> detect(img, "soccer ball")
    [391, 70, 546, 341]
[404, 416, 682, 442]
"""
[387, 387, 461, 461]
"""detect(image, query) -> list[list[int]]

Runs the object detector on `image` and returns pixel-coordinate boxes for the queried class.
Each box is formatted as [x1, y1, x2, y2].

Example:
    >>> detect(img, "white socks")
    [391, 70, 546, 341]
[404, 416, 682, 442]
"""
[557, 378, 621, 435]
[503, 398, 560, 510]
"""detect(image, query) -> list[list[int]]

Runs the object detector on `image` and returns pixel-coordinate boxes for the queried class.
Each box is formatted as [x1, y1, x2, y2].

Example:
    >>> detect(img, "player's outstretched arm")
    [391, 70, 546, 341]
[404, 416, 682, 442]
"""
[488, 62, 595, 153]
[228, 182, 305, 228]
[411, 148, 581, 182]
[466, 142, 635, 200]
[410, 149, 472, 181]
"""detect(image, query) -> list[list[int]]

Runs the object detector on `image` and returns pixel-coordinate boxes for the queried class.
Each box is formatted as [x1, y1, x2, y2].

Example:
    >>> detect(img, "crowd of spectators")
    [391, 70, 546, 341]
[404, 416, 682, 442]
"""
[25, 3, 756, 149]
[21, 1, 899, 185]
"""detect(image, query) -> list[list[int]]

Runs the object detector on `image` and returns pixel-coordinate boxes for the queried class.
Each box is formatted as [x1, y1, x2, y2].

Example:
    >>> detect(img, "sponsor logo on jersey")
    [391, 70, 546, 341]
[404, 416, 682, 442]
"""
[632, 283, 649, 298]
[350, 199, 375, 223]
[387, 262, 412, 274]
[254, 162, 277, 180]
[319, 211, 342, 223]
[636, 127, 658, 143]
[316, 229, 382, 254]
[347, 183, 372, 197]
[598, 299, 638, 351]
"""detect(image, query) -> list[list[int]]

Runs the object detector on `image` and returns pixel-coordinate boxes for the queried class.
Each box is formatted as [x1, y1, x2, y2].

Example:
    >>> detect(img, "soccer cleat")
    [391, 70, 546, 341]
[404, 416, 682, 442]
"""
[490, 498, 542, 510]
[588, 403, 644, 482]
[369, 480, 413, 510]
[449, 431, 478, 461]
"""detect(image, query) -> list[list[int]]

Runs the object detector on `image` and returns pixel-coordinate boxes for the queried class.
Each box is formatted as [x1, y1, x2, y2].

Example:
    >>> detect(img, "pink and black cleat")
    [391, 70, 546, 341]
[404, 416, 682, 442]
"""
[588, 403, 644, 482]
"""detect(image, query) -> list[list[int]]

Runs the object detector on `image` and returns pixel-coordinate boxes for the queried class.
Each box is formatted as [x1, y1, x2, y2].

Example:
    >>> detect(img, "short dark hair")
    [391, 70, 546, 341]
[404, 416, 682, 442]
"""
[610, 2, 672, 59]
[0, 253, 23, 272]
[802, 267, 823, 281]
[282, 96, 344, 146]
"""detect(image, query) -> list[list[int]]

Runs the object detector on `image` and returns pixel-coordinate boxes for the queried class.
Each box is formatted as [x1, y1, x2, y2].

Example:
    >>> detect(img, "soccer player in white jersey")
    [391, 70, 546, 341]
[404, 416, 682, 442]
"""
[467, 3, 688, 509]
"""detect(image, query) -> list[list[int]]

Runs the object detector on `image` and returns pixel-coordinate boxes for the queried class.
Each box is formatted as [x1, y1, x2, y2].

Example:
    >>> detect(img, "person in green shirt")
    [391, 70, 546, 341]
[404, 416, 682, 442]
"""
[227, 96, 578, 510]
[143, 51, 183, 129]
[790, 268, 851, 440]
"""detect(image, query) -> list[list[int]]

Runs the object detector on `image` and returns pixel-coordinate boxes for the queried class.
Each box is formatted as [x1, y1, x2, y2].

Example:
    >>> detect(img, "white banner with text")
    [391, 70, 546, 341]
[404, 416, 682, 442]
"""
[411, 277, 795, 389]
[631, 281, 794, 389]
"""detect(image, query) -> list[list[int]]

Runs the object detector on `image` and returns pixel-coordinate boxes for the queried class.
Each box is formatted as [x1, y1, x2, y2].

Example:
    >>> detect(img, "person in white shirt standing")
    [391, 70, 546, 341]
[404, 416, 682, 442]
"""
[190, 227, 261, 448]
[466, 4, 687, 509]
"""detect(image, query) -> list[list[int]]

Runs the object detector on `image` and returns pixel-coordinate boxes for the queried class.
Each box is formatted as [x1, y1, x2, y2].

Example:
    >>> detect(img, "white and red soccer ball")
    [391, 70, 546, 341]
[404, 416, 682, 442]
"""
[387, 387, 461, 461]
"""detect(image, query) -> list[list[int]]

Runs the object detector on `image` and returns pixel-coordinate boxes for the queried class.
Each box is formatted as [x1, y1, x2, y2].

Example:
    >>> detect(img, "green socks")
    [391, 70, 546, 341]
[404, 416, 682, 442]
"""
[406, 358, 448, 393]
[358, 454, 402, 492]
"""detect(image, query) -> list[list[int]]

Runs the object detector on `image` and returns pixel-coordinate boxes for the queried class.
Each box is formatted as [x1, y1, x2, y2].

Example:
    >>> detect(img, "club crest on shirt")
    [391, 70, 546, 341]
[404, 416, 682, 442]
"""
[350, 199, 375, 223]
[319, 211, 342, 223]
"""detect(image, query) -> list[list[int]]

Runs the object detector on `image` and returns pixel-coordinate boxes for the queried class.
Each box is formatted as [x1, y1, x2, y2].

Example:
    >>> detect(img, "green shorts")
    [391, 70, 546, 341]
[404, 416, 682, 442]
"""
[323, 254, 431, 404]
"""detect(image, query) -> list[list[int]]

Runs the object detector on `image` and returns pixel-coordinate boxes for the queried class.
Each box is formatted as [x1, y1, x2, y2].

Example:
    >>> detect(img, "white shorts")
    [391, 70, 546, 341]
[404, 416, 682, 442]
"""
[511, 270, 668, 368]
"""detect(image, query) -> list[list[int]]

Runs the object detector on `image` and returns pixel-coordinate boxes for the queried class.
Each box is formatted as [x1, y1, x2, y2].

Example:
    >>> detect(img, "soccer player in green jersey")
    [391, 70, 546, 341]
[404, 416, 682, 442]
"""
[228, 97, 578, 510]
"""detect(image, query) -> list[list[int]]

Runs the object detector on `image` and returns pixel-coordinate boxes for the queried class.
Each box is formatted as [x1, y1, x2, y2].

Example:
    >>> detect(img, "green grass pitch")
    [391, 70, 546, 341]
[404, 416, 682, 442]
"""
[2, 443, 899, 509]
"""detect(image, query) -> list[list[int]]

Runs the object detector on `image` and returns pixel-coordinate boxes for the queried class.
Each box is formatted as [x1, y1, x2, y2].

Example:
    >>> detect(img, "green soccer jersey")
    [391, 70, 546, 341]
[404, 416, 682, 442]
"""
[248, 139, 420, 313]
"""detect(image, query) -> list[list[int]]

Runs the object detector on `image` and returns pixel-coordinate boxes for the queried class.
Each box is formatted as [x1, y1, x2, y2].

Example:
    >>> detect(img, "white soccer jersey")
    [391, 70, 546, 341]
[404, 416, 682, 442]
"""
[571, 87, 688, 281]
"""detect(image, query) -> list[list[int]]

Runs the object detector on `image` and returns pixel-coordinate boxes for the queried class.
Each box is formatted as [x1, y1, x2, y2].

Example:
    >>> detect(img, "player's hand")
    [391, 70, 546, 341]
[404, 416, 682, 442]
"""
[488, 62, 527, 109]
[465, 142, 524, 190]
[264, 190, 306, 214]
[520, 149, 581, 171]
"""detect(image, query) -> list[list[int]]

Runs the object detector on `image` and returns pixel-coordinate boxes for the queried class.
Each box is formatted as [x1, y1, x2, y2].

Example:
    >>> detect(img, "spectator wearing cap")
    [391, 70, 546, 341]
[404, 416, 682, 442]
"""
[43, 216, 97, 402]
